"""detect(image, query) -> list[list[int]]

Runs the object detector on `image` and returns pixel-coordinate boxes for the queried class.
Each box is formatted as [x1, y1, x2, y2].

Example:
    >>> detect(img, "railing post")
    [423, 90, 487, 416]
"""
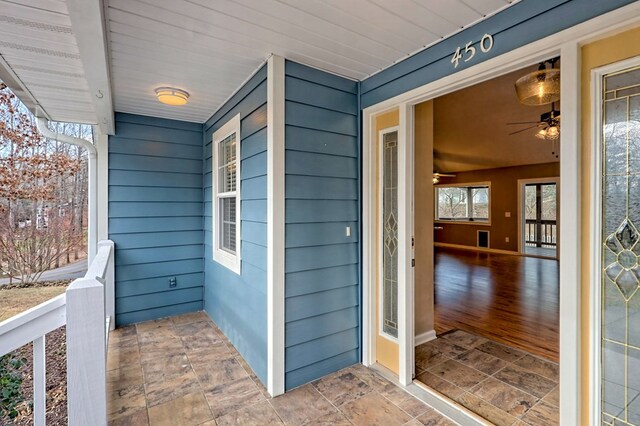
[33, 336, 45, 426]
[98, 240, 115, 330]
[66, 278, 106, 426]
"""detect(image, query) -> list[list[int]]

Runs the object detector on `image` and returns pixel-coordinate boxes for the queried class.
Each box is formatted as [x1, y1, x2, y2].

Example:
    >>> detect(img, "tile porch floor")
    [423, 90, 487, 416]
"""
[107, 311, 456, 425]
[415, 330, 559, 426]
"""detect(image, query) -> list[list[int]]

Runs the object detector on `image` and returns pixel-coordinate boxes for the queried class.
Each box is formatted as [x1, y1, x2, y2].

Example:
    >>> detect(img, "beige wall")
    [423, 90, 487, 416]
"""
[414, 101, 435, 337]
[580, 26, 640, 422]
[430, 163, 560, 251]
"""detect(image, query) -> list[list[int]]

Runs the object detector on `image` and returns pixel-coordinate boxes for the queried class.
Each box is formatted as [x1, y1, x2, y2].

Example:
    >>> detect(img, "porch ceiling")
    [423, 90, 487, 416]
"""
[0, 0, 97, 124]
[1, 0, 520, 126]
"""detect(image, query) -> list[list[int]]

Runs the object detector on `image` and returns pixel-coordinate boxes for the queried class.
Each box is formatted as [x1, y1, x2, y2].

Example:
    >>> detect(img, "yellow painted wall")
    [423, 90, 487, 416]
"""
[375, 109, 400, 374]
[580, 26, 640, 421]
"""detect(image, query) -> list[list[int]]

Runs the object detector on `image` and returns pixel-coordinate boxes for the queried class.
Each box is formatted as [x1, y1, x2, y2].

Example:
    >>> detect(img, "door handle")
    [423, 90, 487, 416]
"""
[434, 226, 444, 230]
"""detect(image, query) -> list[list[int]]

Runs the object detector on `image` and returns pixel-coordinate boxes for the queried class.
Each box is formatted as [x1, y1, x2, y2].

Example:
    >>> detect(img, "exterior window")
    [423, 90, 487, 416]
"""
[212, 114, 241, 273]
[436, 183, 490, 223]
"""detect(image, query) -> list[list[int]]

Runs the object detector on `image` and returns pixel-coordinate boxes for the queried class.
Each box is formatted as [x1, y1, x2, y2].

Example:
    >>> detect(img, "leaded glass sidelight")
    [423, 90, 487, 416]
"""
[382, 130, 398, 338]
[601, 65, 640, 426]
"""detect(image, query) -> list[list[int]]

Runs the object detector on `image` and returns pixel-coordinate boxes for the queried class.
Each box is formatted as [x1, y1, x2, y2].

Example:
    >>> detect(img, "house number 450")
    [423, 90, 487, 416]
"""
[451, 34, 494, 69]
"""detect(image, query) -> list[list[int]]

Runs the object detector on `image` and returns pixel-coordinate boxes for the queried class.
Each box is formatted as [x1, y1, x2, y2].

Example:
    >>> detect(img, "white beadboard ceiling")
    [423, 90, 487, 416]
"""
[0, 0, 96, 124]
[1, 0, 519, 125]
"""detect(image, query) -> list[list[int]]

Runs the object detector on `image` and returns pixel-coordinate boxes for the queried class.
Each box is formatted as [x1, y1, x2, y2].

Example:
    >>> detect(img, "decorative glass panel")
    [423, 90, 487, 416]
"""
[601, 65, 640, 426]
[382, 131, 398, 338]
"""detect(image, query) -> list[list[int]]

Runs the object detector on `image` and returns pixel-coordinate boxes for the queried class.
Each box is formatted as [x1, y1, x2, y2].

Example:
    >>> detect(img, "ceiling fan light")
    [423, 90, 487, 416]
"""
[546, 125, 560, 139]
[515, 68, 560, 106]
[535, 128, 548, 140]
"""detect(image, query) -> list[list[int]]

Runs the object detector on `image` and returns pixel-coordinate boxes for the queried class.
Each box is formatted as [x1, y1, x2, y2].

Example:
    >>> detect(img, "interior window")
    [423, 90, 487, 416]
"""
[436, 184, 490, 223]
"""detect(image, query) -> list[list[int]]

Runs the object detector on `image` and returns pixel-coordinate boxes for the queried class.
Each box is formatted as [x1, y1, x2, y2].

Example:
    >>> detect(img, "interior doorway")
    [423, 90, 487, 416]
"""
[518, 178, 559, 259]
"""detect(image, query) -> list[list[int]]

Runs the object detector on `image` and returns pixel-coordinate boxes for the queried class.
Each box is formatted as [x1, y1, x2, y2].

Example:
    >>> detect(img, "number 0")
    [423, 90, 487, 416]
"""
[480, 34, 493, 53]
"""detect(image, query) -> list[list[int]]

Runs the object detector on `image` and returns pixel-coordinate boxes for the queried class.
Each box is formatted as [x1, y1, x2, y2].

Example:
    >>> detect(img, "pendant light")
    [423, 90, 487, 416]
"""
[515, 59, 560, 106]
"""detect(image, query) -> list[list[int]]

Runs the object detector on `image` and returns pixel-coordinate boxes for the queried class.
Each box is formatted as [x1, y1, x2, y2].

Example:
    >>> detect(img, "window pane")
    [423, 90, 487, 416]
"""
[218, 133, 237, 193]
[437, 187, 468, 219]
[219, 197, 236, 253]
[471, 187, 489, 219]
[541, 184, 556, 221]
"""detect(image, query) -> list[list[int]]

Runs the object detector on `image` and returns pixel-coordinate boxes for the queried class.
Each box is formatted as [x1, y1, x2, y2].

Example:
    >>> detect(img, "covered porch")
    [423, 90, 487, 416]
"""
[107, 312, 450, 425]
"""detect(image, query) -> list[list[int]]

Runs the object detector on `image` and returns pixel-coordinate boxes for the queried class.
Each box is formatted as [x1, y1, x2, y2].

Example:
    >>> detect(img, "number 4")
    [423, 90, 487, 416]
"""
[464, 41, 476, 62]
[451, 47, 462, 68]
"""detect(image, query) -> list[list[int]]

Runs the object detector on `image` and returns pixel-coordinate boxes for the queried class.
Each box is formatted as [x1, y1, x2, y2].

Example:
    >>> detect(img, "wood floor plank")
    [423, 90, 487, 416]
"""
[432, 248, 559, 361]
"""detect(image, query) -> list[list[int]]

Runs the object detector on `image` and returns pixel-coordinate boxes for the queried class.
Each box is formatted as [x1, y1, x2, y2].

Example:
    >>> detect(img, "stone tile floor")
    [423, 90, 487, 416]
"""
[107, 311, 457, 425]
[415, 329, 559, 426]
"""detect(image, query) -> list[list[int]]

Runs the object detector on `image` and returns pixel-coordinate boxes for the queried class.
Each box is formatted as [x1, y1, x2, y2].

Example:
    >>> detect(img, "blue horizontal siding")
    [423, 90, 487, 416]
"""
[116, 272, 204, 298]
[360, 0, 636, 107]
[203, 64, 268, 386]
[109, 113, 204, 326]
[284, 60, 360, 390]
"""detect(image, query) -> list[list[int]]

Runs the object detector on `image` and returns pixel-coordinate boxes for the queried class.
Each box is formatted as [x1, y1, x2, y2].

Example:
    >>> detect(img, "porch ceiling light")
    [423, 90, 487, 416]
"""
[515, 59, 560, 106]
[155, 87, 190, 106]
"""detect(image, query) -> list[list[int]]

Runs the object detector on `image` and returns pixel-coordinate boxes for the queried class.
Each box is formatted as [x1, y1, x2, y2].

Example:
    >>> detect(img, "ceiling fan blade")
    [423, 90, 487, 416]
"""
[506, 121, 543, 125]
[437, 173, 456, 177]
[508, 124, 541, 135]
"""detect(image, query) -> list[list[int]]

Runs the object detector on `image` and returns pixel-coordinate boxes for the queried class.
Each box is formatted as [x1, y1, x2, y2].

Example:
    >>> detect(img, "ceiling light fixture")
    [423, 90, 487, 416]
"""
[515, 58, 560, 106]
[155, 87, 190, 106]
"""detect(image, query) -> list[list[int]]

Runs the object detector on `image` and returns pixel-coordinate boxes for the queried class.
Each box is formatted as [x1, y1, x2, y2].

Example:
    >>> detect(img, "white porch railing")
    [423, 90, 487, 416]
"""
[0, 239, 115, 426]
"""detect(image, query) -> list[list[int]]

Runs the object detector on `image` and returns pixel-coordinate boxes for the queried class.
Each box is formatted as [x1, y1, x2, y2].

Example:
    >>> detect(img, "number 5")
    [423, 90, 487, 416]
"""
[464, 41, 476, 62]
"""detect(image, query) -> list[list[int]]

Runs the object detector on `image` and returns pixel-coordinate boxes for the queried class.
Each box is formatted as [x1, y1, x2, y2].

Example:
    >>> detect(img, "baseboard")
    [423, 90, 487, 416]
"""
[434, 242, 519, 256]
[415, 330, 437, 346]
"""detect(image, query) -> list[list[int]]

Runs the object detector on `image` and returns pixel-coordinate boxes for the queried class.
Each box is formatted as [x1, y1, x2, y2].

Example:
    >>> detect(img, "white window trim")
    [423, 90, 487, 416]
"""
[434, 181, 491, 225]
[212, 113, 241, 275]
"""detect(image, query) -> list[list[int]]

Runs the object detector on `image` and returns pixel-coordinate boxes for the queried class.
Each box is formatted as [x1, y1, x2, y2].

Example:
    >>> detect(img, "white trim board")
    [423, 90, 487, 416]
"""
[267, 54, 285, 397]
[361, 4, 640, 425]
[414, 330, 436, 346]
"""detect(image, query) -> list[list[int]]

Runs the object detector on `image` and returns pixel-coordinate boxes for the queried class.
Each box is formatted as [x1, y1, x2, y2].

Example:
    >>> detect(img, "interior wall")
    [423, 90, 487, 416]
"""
[579, 26, 640, 422]
[414, 101, 435, 338]
[429, 163, 560, 252]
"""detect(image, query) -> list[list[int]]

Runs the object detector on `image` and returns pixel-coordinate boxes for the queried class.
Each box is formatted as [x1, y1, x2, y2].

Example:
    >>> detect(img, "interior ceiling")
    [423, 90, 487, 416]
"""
[0, 0, 96, 124]
[104, 0, 518, 123]
[433, 64, 560, 173]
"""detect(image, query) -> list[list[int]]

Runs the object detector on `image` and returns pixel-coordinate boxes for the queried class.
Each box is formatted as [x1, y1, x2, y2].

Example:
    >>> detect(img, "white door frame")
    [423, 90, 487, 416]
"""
[517, 176, 560, 258]
[361, 4, 640, 425]
[589, 54, 640, 426]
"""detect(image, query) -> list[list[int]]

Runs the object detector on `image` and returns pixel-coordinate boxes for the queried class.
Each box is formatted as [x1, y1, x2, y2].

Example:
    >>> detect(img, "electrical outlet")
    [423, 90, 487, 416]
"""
[169, 277, 177, 288]
[505, 237, 510, 243]
[505, 211, 511, 218]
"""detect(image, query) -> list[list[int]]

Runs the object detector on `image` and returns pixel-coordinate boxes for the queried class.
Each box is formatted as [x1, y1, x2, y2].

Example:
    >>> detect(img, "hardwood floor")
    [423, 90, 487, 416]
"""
[432, 247, 559, 362]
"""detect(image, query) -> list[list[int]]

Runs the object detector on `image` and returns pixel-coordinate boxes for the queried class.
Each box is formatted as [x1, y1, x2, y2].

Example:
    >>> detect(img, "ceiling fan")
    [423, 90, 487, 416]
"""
[507, 102, 561, 140]
[433, 172, 456, 184]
